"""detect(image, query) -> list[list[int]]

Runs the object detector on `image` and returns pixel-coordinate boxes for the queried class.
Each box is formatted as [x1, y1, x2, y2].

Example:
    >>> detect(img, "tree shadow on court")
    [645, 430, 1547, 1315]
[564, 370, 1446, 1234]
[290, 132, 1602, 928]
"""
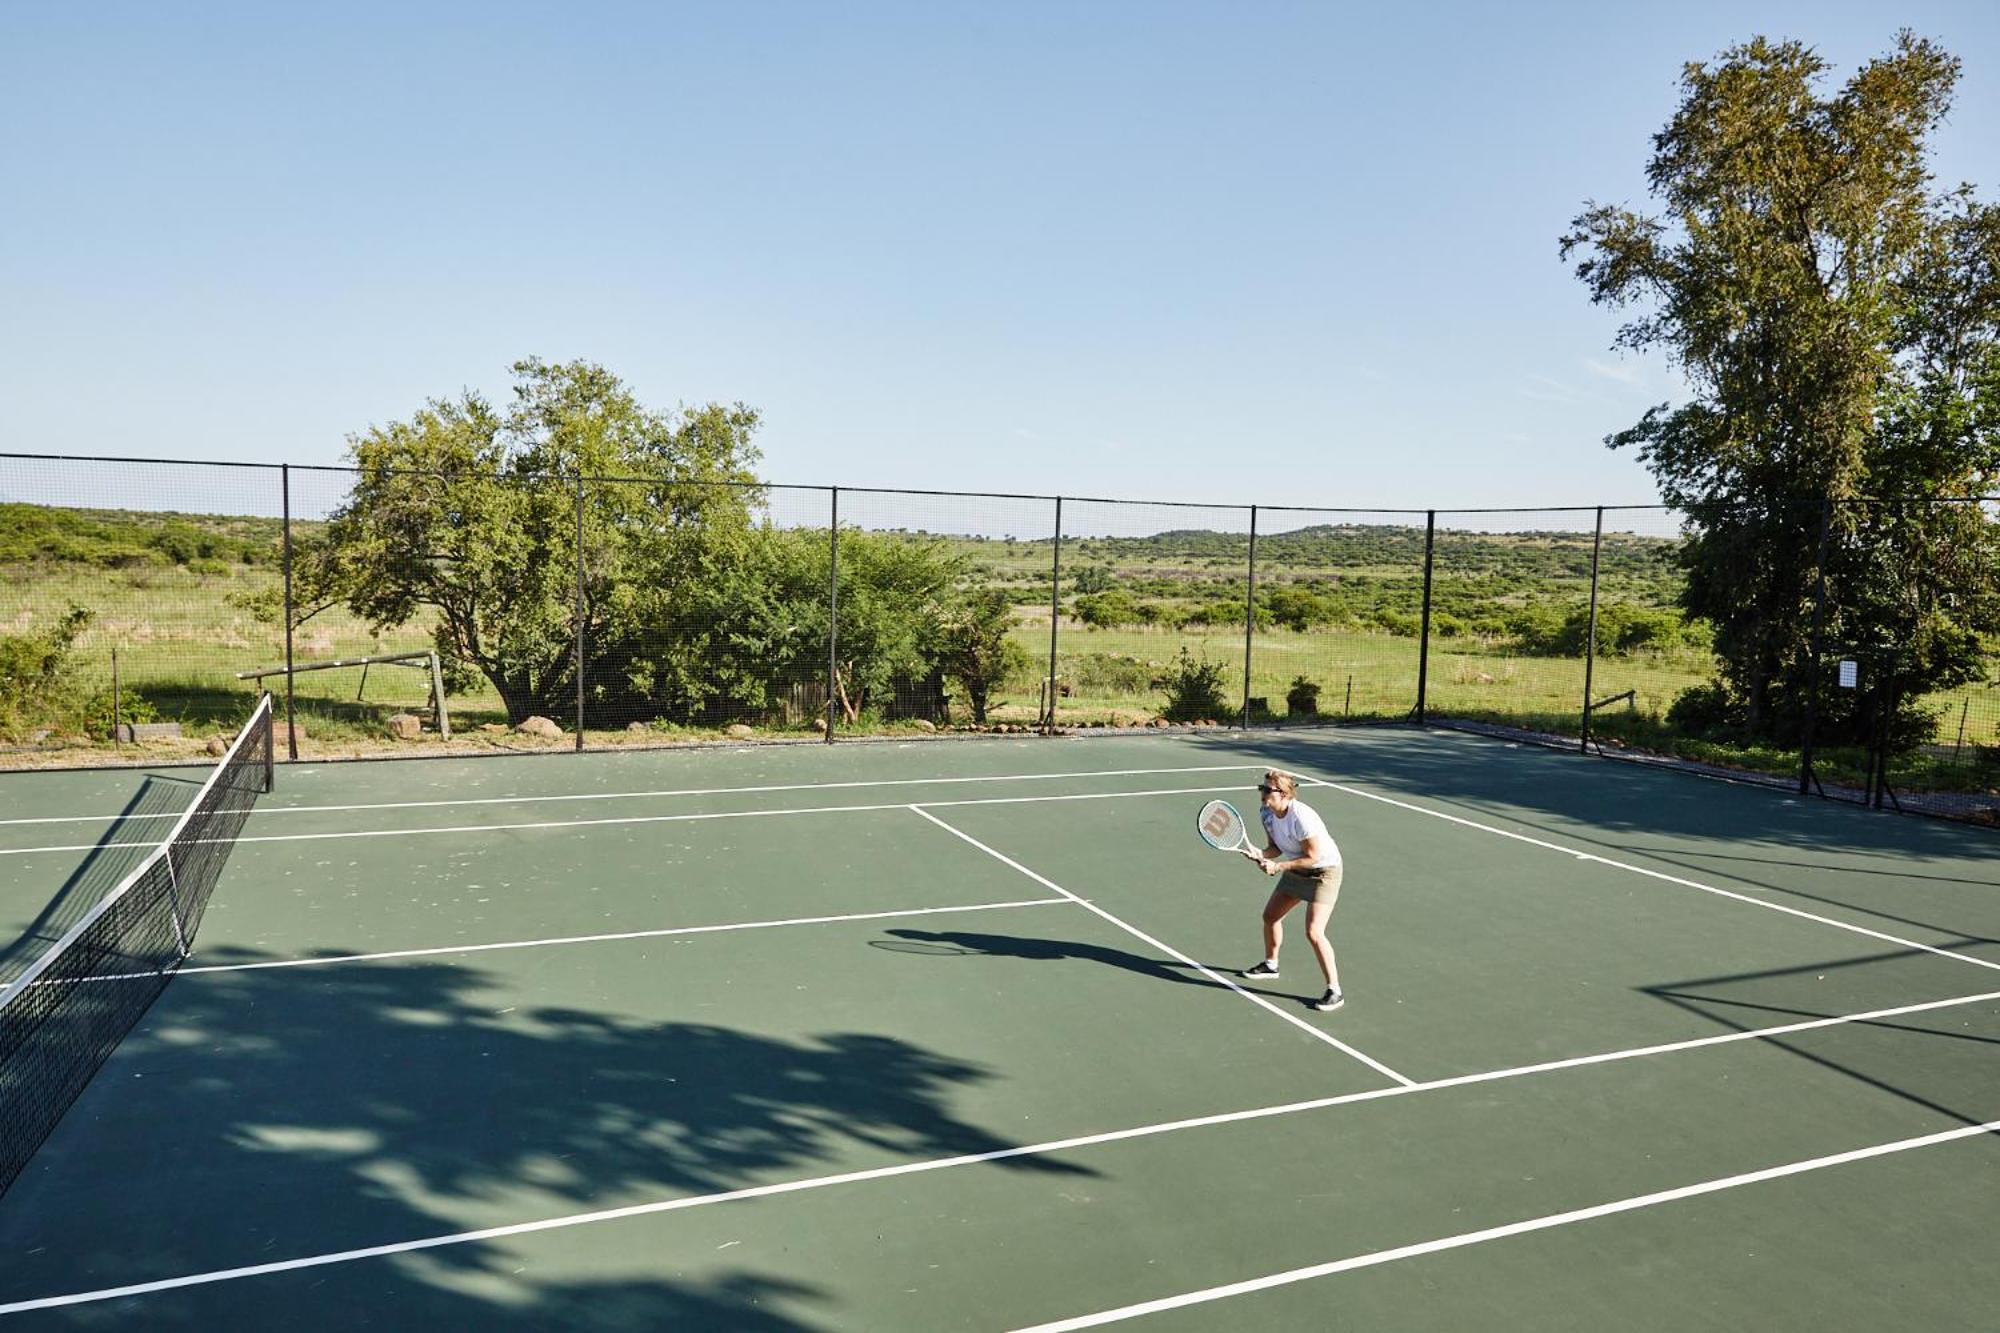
[0, 948, 1092, 1329]
[880, 926, 1235, 991]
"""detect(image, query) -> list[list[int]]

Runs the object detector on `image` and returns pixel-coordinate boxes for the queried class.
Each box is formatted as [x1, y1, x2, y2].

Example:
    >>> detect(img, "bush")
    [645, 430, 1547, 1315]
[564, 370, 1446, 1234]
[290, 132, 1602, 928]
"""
[1068, 652, 1153, 694]
[1265, 587, 1332, 632]
[1159, 647, 1229, 722]
[1665, 681, 1738, 737]
[1370, 609, 1420, 637]
[1285, 675, 1321, 716]
[1075, 590, 1142, 628]
[0, 604, 94, 740]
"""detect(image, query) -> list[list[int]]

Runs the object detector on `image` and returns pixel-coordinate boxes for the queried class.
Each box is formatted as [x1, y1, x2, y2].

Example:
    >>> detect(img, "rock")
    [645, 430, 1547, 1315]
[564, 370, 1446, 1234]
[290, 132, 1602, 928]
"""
[626, 721, 650, 734]
[911, 719, 936, 732]
[516, 716, 563, 739]
[480, 723, 509, 734]
[387, 712, 423, 740]
[206, 736, 228, 757]
[725, 723, 754, 739]
[1475, 672, 1496, 684]
[811, 718, 828, 733]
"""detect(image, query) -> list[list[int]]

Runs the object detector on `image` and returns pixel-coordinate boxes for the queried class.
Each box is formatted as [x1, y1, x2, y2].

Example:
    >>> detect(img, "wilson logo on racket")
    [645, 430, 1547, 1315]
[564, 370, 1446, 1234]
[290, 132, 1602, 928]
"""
[1196, 799, 1259, 856]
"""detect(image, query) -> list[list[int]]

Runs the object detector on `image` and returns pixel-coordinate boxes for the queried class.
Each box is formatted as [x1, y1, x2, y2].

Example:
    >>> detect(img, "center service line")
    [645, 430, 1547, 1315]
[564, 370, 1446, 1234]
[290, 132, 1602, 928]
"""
[904, 805, 1416, 1088]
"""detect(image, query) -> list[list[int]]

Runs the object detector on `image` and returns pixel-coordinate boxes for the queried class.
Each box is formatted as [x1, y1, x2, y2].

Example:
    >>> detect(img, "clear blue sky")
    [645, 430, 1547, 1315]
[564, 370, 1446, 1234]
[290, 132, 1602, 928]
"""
[2, 1, 1995, 510]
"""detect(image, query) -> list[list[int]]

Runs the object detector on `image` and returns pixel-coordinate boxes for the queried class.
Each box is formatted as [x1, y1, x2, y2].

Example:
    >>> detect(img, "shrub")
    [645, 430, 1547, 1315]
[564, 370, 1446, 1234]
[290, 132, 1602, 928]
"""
[1069, 652, 1152, 694]
[0, 604, 94, 740]
[1285, 675, 1321, 716]
[1159, 647, 1229, 722]
[1265, 587, 1332, 632]
[1665, 681, 1738, 737]
[1075, 590, 1142, 628]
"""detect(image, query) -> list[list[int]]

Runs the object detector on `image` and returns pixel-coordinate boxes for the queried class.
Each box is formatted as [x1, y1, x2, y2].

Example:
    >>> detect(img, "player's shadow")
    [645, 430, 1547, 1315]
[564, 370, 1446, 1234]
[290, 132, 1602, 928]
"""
[880, 927, 1236, 992]
[0, 946, 1093, 1329]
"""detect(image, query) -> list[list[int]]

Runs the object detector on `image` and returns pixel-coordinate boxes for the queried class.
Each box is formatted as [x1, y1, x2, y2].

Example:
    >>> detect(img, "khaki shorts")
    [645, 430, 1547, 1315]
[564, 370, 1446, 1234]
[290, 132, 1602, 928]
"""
[1277, 863, 1343, 906]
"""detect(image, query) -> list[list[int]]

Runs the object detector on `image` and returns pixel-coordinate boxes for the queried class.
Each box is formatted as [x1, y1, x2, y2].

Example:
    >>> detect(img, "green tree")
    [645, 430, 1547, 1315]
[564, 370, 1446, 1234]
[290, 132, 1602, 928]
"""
[1562, 33, 2000, 743]
[939, 588, 1029, 724]
[303, 359, 762, 724]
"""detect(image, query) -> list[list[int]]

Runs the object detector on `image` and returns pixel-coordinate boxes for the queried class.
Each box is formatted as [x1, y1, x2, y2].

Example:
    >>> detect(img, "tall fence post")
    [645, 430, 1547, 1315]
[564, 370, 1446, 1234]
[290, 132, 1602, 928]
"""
[1043, 496, 1063, 733]
[574, 475, 586, 751]
[1241, 505, 1258, 728]
[1414, 510, 1436, 725]
[826, 487, 840, 743]
[1798, 497, 1833, 795]
[280, 463, 297, 762]
[1580, 505, 1604, 753]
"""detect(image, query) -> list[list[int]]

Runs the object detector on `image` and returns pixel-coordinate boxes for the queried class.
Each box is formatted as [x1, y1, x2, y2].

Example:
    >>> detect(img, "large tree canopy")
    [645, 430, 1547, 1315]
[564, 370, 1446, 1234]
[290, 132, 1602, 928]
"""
[303, 358, 762, 723]
[298, 358, 1012, 730]
[1562, 32, 2000, 744]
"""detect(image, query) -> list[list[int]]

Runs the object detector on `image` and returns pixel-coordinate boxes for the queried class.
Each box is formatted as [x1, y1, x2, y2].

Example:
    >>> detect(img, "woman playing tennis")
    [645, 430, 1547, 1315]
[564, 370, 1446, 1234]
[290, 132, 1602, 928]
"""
[1240, 770, 1345, 1012]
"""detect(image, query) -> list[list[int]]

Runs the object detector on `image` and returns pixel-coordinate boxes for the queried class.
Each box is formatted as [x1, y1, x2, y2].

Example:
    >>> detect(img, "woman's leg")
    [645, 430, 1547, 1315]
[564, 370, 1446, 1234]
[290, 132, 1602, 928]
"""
[1303, 896, 1340, 991]
[1261, 887, 1299, 962]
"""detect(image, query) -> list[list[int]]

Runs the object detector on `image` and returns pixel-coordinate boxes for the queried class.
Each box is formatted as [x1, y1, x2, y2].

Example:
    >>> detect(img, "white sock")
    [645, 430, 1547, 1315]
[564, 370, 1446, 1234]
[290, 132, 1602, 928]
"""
[1264, 958, 1279, 968]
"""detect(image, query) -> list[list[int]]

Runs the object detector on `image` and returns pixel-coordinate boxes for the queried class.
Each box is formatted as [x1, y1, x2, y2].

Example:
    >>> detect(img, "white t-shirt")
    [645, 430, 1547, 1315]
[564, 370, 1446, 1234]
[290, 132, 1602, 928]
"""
[1260, 800, 1341, 870]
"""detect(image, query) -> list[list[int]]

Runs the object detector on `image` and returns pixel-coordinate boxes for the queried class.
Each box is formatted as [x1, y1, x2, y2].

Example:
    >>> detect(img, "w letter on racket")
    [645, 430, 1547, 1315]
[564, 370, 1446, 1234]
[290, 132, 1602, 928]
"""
[1197, 800, 1261, 859]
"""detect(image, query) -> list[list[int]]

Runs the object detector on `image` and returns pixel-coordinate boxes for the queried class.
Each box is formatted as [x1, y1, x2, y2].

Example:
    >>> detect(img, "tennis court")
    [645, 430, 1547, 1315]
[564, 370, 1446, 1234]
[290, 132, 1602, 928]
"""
[1, 724, 1996, 1330]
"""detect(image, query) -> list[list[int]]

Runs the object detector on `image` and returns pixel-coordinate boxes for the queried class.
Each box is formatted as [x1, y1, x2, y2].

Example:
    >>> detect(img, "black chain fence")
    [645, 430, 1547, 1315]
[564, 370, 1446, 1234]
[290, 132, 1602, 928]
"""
[3, 454, 1995, 825]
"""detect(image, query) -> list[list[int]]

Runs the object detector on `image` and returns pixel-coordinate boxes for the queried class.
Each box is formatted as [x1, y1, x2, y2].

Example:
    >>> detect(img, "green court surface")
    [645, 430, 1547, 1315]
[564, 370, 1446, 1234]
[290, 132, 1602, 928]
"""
[0, 728, 1996, 1330]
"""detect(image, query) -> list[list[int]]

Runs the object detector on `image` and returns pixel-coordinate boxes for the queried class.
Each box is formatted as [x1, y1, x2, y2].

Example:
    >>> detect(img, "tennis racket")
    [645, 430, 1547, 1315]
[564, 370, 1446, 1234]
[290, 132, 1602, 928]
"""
[1196, 799, 1264, 863]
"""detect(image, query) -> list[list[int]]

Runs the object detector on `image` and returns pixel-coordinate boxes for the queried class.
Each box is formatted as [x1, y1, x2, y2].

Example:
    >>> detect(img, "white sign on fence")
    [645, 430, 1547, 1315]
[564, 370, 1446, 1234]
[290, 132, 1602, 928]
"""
[1838, 659, 1859, 689]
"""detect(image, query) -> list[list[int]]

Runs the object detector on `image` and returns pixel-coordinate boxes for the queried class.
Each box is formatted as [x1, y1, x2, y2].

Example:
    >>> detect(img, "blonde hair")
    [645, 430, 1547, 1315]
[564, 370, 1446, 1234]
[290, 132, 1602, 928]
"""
[1261, 769, 1298, 797]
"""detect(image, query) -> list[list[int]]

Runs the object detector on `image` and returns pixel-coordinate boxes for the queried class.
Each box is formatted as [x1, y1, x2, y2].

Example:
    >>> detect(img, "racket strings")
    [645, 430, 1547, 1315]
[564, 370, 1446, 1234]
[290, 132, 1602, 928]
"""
[1199, 800, 1248, 847]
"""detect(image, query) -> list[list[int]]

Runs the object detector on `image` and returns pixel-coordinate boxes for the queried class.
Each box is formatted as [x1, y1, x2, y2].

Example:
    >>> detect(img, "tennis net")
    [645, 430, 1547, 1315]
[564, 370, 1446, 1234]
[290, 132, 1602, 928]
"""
[0, 693, 274, 1197]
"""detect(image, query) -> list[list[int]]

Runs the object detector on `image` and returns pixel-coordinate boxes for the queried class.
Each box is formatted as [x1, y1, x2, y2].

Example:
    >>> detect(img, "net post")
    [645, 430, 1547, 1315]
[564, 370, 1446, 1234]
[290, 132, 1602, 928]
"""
[1241, 505, 1257, 728]
[1414, 510, 1436, 725]
[1042, 496, 1063, 733]
[261, 692, 274, 794]
[574, 473, 586, 752]
[826, 487, 840, 743]
[281, 464, 297, 762]
[1581, 506, 1603, 753]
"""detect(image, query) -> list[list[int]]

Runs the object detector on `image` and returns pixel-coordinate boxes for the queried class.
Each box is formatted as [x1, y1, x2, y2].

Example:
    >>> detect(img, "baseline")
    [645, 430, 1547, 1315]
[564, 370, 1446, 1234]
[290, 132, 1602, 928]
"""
[1007, 1116, 2000, 1331]
[0, 763, 1260, 829]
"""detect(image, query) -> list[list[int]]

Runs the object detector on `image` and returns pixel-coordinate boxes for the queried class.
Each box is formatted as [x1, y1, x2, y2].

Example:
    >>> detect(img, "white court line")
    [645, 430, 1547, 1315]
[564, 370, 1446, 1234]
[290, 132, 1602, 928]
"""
[1009, 1116, 2000, 1331]
[6, 983, 1995, 1316]
[0, 783, 1245, 858]
[0, 898, 1074, 992]
[1293, 771, 2000, 978]
[0, 764, 1260, 828]
[908, 805, 1413, 1088]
